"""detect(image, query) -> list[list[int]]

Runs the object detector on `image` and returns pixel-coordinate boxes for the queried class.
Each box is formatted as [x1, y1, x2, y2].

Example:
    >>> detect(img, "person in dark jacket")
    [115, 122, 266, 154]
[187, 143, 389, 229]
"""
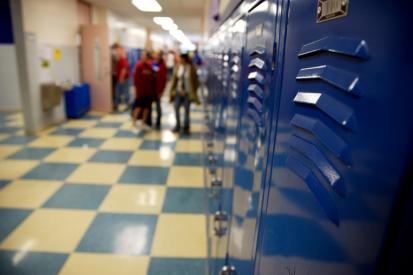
[114, 45, 130, 111]
[170, 53, 200, 135]
[152, 50, 167, 129]
[132, 51, 156, 131]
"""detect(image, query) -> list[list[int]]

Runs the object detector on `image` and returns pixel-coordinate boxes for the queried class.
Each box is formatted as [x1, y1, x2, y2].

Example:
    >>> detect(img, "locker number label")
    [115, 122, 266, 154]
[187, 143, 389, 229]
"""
[317, 0, 348, 23]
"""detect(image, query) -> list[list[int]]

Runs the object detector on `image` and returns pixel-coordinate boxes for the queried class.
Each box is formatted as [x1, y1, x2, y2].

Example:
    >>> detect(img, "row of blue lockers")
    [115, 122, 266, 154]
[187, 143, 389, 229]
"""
[202, 0, 413, 274]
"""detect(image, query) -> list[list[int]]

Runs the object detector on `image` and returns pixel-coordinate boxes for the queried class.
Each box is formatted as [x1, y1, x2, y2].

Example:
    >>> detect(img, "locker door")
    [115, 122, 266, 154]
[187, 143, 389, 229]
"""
[222, 1, 281, 274]
[255, 0, 413, 274]
[207, 13, 248, 275]
[207, 28, 232, 275]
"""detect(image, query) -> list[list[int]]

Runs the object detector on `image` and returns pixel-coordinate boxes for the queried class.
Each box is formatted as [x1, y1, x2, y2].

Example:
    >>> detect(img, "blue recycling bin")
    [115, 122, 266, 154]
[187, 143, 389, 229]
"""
[64, 83, 90, 118]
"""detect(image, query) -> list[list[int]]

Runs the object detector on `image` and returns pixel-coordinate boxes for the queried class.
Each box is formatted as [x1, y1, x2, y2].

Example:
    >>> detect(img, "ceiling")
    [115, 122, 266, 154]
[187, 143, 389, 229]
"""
[84, 0, 206, 36]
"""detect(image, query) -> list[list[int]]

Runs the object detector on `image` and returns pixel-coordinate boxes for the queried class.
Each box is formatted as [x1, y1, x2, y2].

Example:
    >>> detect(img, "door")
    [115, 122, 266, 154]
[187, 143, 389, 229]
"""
[81, 25, 111, 112]
[255, 0, 413, 274]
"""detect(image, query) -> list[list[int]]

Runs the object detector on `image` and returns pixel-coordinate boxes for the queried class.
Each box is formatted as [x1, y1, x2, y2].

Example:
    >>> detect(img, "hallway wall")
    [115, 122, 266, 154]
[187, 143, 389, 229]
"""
[0, 0, 21, 111]
[22, 0, 78, 46]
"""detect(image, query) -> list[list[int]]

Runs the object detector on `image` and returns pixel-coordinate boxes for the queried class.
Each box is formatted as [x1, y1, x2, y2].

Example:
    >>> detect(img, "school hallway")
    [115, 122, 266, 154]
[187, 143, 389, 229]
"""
[0, 100, 208, 275]
[1, 0, 413, 274]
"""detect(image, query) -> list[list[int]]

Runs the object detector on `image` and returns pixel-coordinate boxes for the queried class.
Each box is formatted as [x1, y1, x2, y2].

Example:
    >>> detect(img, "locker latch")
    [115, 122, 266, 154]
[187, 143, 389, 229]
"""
[213, 211, 229, 237]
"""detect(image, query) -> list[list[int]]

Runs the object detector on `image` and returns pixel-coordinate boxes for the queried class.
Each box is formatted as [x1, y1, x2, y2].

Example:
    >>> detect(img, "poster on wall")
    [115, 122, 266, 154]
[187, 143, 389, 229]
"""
[53, 48, 62, 61]
[39, 45, 52, 69]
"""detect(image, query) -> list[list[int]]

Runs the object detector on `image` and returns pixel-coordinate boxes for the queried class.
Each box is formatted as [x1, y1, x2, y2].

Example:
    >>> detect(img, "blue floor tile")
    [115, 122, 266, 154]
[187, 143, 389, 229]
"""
[0, 250, 68, 275]
[208, 188, 234, 214]
[95, 122, 123, 128]
[139, 140, 175, 150]
[76, 213, 157, 255]
[22, 163, 78, 181]
[50, 128, 84, 136]
[119, 166, 169, 185]
[81, 114, 102, 120]
[0, 127, 20, 134]
[148, 258, 206, 275]
[67, 137, 105, 148]
[173, 153, 203, 166]
[163, 187, 205, 214]
[43, 184, 110, 210]
[90, 150, 133, 163]
[115, 130, 145, 138]
[0, 136, 37, 145]
[0, 180, 10, 189]
[0, 208, 32, 242]
[8, 148, 55, 160]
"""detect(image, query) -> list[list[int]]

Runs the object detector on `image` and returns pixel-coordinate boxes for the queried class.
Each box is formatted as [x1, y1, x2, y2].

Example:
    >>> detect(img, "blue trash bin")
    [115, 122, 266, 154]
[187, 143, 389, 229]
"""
[64, 84, 91, 118]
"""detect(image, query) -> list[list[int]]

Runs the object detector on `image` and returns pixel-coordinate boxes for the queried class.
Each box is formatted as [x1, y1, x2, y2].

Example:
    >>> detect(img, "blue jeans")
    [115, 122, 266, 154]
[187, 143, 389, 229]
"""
[174, 94, 190, 130]
[114, 81, 130, 107]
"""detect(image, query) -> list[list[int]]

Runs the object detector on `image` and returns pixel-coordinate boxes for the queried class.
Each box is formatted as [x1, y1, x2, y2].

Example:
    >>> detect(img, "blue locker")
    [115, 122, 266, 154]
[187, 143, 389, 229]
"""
[254, 0, 413, 275]
[205, 7, 248, 274]
[204, 0, 413, 274]
[205, 0, 285, 274]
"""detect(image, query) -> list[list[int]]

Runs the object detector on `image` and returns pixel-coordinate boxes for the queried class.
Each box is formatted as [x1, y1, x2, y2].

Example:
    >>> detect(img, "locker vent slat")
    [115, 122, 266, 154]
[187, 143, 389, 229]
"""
[293, 92, 357, 131]
[288, 135, 345, 197]
[296, 65, 363, 96]
[286, 156, 340, 226]
[285, 37, 369, 226]
[298, 36, 370, 60]
[290, 114, 352, 165]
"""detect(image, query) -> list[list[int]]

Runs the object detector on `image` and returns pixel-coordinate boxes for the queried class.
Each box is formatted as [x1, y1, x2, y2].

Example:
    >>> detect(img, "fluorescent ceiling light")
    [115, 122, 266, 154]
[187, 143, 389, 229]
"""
[169, 29, 186, 41]
[161, 23, 177, 31]
[153, 17, 173, 25]
[132, 0, 162, 12]
[181, 43, 196, 51]
[169, 29, 194, 46]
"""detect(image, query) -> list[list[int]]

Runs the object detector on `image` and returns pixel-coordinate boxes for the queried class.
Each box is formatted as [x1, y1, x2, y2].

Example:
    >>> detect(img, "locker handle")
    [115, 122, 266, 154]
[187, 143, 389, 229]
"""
[286, 155, 340, 226]
[293, 92, 357, 131]
[296, 65, 363, 96]
[214, 211, 229, 237]
[298, 36, 370, 60]
[211, 177, 223, 188]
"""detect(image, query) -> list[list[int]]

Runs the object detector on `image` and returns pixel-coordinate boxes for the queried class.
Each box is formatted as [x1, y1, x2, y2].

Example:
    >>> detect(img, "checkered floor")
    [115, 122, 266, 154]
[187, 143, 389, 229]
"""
[0, 102, 207, 275]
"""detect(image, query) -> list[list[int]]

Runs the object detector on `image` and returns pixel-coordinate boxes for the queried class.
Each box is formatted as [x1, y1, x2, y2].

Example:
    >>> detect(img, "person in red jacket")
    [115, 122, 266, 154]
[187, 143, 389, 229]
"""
[132, 51, 156, 131]
[152, 50, 167, 129]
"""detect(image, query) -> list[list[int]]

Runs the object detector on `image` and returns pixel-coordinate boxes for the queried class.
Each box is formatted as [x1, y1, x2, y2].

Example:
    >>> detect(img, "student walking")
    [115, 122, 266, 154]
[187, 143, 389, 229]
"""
[152, 50, 167, 129]
[114, 45, 130, 111]
[132, 51, 156, 131]
[170, 53, 200, 135]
